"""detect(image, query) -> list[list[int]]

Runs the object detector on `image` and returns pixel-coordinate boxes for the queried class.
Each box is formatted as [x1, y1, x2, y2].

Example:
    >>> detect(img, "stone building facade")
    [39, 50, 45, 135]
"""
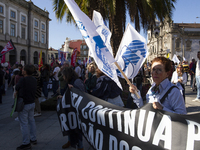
[0, 0, 50, 66]
[147, 20, 200, 63]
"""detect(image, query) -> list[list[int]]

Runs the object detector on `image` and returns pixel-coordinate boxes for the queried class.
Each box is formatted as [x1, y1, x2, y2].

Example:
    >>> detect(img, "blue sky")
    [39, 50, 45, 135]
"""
[29, 0, 200, 49]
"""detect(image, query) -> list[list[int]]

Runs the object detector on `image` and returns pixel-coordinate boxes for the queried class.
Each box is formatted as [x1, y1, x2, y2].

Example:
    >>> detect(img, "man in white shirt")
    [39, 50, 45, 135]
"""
[193, 51, 200, 101]
[52, 62, 60, 96]
[75, 62, 81, 79]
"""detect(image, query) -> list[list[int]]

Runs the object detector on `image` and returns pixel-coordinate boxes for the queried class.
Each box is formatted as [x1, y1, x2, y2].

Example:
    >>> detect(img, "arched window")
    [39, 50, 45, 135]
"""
[34, 51, 38, 64]
[20, 50, 26, 65]
[9, 49, 16, 66]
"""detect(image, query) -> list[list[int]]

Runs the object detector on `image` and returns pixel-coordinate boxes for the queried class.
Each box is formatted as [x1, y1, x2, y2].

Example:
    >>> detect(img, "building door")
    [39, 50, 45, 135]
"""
[34, 51, 38, 64]
[42, 52, 45, 64]
[20, 50, 26, 65]
[9, 49, 16, 66]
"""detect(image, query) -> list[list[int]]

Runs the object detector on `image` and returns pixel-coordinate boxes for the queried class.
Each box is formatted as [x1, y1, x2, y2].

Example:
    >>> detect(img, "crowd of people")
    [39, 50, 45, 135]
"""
[0, 52, 199, 150]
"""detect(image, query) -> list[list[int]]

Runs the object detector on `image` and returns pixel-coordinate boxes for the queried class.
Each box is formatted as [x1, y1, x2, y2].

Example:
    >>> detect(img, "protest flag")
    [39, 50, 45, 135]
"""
[1, 40, 16, 63]
[38, 50, 43, 71]
[172, 54, 180, 64]
[58, 49, 66, 65]
[166, 53, 169, 58]
[71, 48, 78, 67]
[92, 10, 113, 56]
[115, 23, 148, 80]
[1, 54, 5, 63]
[51, 53, 55, 67]
[166, 49, 170, 58]
[64, 0, 122, 89]
[0, 39, 16, 56]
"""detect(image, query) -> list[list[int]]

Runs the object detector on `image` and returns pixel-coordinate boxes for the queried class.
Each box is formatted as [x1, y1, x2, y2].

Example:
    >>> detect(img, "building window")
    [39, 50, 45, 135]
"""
[20, 50, 26, 64]
[42, 23, 45, 30]
[34, 31, 38, 41]
[35, 20, 38, 27]
[148, 33, 151, 40]
[82, 45, 87, 49]
[0, 20, 3, 33]
[10, 23, 15, 36]
[0, 5, 3, 14]
[21, 15, 26, 23]
[186, 40, 192, 51]
[11, 10, 16, 19]
[175, 38, 181, 51]
[21, 27, 25, 39]
[42, 34, 45, 43]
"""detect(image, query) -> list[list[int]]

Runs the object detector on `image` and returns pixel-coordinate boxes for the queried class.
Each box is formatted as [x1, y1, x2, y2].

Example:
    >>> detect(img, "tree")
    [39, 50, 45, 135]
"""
[53, 0, 177, 56]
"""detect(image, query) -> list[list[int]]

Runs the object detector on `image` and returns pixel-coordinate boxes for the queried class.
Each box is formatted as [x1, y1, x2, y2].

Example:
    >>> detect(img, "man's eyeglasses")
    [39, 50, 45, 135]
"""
[151, 68, 163, 74]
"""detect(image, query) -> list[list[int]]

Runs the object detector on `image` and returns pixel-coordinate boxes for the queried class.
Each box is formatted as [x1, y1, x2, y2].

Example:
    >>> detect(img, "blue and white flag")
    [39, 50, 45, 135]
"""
[58, 49, 66, 65]
[92, 10, 113, 56]
[64, 0, 122, 89]
[115, 23, 148, 79]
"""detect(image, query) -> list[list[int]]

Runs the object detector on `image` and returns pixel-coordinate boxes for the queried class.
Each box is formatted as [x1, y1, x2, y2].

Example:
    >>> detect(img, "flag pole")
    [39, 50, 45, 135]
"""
[114, 62, 140, 98]
[87, 49, 90, 67]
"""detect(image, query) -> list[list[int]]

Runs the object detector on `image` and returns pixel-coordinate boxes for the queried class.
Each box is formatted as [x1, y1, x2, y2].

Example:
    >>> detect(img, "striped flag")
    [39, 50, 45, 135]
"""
[38, 50, 43, 71]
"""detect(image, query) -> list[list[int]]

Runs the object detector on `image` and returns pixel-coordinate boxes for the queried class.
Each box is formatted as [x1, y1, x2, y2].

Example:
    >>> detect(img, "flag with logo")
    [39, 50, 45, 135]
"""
[1, 40, 16, 63]
[71, 48, 78, 67]
[92, 10, 113, 56]
[64, 0, 122, 89]
[115, 23, 148, 79]
[38, 50, 43, 71]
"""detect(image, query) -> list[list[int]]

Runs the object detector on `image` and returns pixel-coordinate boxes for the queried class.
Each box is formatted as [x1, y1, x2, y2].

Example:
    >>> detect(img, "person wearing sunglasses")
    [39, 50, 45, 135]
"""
[129, 57, 186, 114]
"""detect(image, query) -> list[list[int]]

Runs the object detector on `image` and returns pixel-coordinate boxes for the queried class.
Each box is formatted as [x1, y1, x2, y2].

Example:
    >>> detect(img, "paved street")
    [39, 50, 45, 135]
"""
[0, 80, 200, 150]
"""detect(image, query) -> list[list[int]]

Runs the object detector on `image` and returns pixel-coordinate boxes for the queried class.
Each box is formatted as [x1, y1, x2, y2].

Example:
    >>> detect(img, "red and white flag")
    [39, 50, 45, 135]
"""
[1, 40, 16, 63]
[71, 48, 78, 67]
[1, 40, 16, 56]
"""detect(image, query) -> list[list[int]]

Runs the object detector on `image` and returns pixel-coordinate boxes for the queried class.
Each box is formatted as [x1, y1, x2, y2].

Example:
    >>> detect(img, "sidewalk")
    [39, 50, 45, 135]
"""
[0, 87, 93, 150]
[0, 81, 200, 150]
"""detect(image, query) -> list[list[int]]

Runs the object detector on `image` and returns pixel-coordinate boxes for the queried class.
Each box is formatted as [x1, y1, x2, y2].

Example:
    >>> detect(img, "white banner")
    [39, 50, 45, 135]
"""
[115, 23, 148, 79]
